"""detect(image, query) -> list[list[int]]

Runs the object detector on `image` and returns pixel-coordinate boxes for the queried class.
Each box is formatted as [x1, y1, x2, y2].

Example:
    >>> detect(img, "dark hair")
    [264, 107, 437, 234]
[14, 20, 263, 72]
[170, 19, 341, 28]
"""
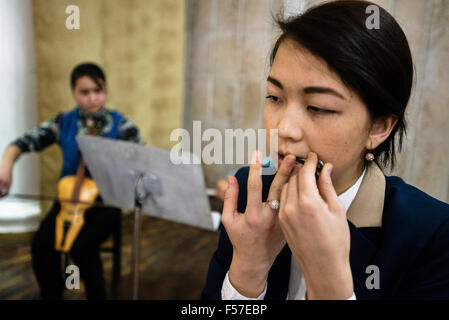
[70, 62, 106, 90]
[270, 0, 414, 170]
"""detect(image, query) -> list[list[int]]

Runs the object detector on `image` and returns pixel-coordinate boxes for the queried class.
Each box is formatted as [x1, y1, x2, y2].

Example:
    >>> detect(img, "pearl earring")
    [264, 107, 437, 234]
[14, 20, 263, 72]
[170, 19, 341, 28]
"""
[365, 152, 375, 161]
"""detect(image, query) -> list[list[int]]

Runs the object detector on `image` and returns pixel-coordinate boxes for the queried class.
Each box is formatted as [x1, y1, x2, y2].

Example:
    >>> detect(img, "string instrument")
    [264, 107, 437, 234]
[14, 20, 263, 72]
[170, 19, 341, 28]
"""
[54, 118, 99, 252]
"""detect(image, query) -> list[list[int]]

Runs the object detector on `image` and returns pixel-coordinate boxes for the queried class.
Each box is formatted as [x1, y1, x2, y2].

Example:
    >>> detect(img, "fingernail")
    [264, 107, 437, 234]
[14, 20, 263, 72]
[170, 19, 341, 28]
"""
[281, 155, 291, 166]
[251, 151, 257, 164]
[327, 164, 333, 175]
[255, 150, 262, 164]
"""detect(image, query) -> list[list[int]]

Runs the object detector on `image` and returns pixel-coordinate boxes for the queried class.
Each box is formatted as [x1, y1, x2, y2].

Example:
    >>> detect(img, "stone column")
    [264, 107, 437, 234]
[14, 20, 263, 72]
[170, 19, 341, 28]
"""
[0, 0, 40, 233]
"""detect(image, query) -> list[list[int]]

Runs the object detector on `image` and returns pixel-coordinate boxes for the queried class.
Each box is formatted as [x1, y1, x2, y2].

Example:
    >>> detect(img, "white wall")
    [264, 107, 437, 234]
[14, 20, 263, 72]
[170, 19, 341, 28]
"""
[0, 0, 40, 233]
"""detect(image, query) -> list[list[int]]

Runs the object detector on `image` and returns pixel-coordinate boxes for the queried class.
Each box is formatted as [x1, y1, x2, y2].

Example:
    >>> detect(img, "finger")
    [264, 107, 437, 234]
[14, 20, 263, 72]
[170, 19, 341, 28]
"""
[0, 181, 6, 198]
[247, 150, 263, 213]
[267, 154, 296, 201]
[317, 163, 343, 212]
[215, 180, 228, 201]
[222, 175, 239, 224]
[279, 182, 288, 228]
[279, 168, 298, 233]
[217, 179, 228, 191]
[279, 165, 299, 221]
[280, 183, 288, 213]
[298, 152, 320, 199]
[287, 165, 299, 205]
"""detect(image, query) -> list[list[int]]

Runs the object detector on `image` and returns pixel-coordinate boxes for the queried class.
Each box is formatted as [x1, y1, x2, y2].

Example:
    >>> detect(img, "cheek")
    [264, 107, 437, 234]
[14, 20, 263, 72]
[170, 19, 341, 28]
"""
[96, 92, 107, 104]
[74, 93, 88, 105]
[263, 104, 281, 129]
[263, 105, 278, 144]
[312, 117, 367, 166]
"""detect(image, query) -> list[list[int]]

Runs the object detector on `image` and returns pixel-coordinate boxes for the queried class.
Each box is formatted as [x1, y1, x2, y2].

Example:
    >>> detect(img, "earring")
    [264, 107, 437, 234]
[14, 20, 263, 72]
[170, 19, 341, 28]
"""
[365, 152, 375, 161]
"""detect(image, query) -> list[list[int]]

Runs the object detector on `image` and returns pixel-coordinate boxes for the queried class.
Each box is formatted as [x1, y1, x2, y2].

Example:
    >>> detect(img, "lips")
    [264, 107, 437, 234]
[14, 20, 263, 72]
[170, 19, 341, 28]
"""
[277, 152, 304, 167]
[277, 151, 324, 178]
[278, 152, 307, 161]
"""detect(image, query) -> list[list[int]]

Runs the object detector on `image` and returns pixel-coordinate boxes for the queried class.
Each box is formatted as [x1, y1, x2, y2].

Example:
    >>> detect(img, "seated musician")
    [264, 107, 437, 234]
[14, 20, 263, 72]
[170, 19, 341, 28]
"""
[202, 1, 449, 300]
[0, 62, 145, 300]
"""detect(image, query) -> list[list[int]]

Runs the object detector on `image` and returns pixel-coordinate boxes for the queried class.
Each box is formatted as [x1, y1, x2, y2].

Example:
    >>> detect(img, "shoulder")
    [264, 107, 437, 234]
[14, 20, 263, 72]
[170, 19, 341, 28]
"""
[384, 175, 449, 221]
[101, 107, 124, 120]
[108, 111, 135, 127]
[383, 175, 449, 246]
[102, 108, 137, 129]
[59, 107, 79, 125]
[61, 107, 79, 117]
[381, 176, 449, 298]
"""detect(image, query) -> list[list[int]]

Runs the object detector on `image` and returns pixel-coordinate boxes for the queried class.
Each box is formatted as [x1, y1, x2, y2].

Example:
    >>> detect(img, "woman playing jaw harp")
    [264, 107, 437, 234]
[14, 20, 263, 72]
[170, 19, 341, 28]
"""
[203, 0, 449, 300]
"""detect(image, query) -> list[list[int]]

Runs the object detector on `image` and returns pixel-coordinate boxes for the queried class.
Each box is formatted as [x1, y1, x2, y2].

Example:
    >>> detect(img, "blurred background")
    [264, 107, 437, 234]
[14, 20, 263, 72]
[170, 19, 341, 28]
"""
[0, 0, 447, 299]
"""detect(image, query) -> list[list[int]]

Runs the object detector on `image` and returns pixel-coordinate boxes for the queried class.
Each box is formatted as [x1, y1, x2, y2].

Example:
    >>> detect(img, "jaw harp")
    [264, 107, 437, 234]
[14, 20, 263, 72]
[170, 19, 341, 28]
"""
[295, 156, 324, 178]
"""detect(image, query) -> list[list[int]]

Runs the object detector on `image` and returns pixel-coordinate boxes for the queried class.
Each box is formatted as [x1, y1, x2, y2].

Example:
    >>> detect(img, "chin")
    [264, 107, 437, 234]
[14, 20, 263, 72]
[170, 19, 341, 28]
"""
[83, 106, 102, 113]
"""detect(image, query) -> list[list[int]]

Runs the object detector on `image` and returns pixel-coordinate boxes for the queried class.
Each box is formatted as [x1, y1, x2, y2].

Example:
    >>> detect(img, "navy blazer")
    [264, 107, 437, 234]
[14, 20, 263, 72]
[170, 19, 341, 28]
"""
[202, 165, 449, 300]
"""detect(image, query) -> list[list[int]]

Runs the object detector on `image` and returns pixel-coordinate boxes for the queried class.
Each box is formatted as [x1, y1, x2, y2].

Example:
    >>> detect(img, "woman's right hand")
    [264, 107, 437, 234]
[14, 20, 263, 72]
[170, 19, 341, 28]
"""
[221, 150, 296, 297]
[0, 163, 13, 197]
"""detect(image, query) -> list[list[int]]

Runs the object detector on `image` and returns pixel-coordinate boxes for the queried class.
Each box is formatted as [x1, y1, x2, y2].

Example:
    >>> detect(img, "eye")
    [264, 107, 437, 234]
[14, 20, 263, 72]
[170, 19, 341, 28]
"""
[265, 95, 281, 103]
[307, 106, 335, 114]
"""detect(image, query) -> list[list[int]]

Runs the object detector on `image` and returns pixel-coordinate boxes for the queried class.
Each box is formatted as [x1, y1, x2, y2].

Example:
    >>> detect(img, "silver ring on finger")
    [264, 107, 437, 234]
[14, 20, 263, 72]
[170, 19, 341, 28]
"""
[266, 199, 280, 211]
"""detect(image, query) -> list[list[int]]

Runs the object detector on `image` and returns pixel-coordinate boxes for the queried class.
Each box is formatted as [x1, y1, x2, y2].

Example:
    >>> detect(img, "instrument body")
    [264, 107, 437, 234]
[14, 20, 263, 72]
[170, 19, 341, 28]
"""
[54, 118, 99, 252]
[55, 176, 99, 252]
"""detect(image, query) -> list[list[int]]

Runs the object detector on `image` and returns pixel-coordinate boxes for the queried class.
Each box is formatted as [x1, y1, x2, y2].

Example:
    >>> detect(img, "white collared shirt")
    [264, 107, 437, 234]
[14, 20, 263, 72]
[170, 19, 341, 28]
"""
[221, 167, 367, 300]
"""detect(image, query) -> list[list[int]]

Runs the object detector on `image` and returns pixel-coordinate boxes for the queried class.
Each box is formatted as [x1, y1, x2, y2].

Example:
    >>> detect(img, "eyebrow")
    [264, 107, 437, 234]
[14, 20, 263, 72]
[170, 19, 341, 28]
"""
[80, 87, 101, 92]
[267, 76, 346, 100]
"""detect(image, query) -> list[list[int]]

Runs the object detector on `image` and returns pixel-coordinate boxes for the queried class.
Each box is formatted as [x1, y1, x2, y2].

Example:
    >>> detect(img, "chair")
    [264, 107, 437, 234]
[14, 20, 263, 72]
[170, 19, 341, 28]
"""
[98, 211, 122, 297]
[63, 212, 122, 298]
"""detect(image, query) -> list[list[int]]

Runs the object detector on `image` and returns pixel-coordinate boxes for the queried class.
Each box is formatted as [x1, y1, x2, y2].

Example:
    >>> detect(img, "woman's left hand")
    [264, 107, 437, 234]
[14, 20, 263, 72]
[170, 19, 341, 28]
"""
[279, 152, 354, 299]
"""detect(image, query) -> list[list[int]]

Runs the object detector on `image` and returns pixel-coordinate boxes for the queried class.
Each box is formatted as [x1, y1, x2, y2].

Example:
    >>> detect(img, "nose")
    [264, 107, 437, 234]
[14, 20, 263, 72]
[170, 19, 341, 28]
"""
[87, 92, 97, 104]
[278, 104, 304, 142]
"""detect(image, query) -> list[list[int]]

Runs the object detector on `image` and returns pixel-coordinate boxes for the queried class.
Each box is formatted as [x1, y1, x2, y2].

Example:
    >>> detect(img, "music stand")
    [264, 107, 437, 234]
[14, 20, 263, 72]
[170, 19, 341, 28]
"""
[76, 135, 214, 299]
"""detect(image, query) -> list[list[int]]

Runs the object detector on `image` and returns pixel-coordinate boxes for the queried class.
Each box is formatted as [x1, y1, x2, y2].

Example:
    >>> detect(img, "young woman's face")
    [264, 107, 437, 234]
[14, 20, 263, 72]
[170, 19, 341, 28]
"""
[264, 40, 372, 194]
[72, 76, 107, 114]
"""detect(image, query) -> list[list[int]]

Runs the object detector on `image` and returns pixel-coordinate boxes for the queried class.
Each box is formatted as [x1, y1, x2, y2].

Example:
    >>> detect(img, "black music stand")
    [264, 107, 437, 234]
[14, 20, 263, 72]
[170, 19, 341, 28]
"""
[76, 135, 214, 299]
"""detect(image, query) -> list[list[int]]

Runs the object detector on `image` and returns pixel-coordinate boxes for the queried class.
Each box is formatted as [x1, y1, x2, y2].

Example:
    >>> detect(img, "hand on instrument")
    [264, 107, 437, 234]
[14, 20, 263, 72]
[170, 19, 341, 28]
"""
[279, 152, 353, 299]
[222, 150, 296, 297]
[0, 163, 13, 198]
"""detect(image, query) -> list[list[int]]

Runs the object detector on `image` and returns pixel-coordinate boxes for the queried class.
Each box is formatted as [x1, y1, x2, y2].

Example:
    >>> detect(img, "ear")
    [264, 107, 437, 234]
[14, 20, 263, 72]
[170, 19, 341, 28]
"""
[366, 115, 398, 150]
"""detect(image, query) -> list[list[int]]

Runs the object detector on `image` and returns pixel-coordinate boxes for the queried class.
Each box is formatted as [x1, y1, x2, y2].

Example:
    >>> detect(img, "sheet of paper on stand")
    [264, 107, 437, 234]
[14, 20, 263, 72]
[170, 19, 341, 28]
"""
[76, 135, 215, 231]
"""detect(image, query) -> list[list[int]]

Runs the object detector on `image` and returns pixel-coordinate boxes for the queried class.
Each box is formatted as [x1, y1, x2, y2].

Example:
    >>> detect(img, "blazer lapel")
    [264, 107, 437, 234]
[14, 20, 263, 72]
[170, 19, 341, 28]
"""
[346, 162, 386, 289]
[348, 221, 378, 290]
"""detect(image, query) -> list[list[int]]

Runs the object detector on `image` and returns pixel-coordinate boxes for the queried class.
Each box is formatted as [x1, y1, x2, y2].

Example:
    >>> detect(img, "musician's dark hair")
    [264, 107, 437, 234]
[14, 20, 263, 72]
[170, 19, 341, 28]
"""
[270, 0, 414, 170]
[70, 62, 106, 90]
